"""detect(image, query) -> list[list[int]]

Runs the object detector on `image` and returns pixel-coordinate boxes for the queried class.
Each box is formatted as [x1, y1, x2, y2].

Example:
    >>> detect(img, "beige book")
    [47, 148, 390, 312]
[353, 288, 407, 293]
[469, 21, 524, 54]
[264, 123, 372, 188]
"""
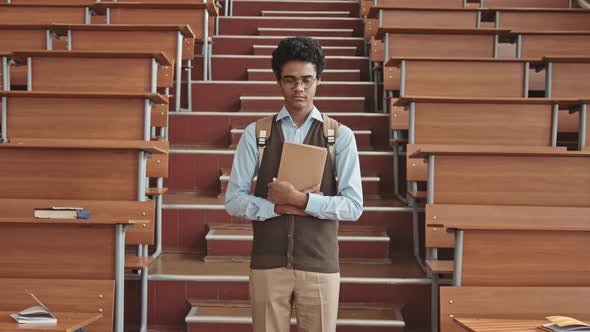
[277, 142, 327, 191]
[540, 316, 590, 332]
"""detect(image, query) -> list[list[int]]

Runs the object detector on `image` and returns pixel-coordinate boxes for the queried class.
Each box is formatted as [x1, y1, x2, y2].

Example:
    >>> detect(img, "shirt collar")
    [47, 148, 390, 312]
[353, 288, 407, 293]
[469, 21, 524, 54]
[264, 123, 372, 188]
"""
[276, 106, 323, 125]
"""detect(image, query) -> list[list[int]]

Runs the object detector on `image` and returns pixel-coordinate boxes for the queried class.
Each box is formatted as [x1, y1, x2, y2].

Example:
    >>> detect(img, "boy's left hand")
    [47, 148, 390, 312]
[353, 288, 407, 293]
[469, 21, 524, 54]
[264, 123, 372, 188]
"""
[267, 178, 296, 205]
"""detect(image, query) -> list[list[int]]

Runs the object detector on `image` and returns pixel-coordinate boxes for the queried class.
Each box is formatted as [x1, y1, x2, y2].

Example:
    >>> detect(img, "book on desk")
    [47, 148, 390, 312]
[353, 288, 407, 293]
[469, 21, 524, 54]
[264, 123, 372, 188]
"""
[10, 290, 57, 325]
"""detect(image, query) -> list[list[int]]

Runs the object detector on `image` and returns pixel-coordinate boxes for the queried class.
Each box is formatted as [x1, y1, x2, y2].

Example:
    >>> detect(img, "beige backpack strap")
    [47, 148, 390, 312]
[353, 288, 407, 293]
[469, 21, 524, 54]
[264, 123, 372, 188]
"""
[322, 114, 339, 168]
[255, 115, 274, 174]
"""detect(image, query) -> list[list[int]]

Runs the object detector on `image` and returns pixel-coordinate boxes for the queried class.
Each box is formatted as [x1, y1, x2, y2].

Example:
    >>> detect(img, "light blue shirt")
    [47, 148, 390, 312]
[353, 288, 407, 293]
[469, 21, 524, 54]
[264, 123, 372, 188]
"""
[224, 106, 363, 222]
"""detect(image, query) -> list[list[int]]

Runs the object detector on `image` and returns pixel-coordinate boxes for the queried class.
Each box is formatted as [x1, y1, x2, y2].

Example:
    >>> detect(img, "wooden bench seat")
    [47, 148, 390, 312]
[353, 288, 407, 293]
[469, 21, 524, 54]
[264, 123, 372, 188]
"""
[479, 0, 571, 8]
[440, 286, 590, 332]
[385, 57, 541, 98]
[0, 3, 89, 24]
[10, 50, 173, 93]
[425, 260, 453, 274]
[545, 56, 590, 99]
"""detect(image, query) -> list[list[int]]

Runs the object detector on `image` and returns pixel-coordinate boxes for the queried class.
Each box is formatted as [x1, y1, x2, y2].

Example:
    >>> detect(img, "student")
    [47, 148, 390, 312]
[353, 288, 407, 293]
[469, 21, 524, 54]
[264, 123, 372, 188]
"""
[225, 36, 363, 332]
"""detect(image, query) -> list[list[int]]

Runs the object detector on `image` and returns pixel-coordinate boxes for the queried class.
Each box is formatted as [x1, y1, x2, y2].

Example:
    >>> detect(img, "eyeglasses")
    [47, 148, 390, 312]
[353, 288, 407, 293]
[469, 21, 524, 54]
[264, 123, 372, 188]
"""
[280, 76, 317, 89]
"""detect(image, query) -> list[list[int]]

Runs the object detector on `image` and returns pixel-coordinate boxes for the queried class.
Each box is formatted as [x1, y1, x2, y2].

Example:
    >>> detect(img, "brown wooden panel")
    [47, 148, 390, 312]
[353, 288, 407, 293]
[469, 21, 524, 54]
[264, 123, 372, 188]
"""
[158, 64, 175, 88]
[370, 37, 384, 62]
[499, 11, 590, 31]
[462, 229, 590, 286]
[126, 203, 156, 245]
[7, 96, 145, 140]
[484, 0, 569, 7]
[0, 223, 115, 279]
[0, 29, 46, 53]
[109, 8, 206, 41]
[440, 286, 590, 332]
[71, 30, 179, 65]
[405, 60, 525, 97]
[147, 152, 169, 178]
[151, 104, 169, 127]
[0, 149, 138, 200]
[406, 144, 428, 181]
[183, 37, 196, 60]
[551, 63, 590, 98]
[389, 33, 495, 58]
[377, 0, 465, 7]
[30, 57, 152, 93]
[434, 154, 590, 206]
[0, 278, 114, 332]
[382, 10, 477, 29]
[383, 66, 400, 91]
[365, 18, 378, 39]
[425, 226, 454, 248]
[389, 99, 408, 130]
[0, 6, 86, 24]
[521, 34, 590, 58]
[414, 102, 553, 146]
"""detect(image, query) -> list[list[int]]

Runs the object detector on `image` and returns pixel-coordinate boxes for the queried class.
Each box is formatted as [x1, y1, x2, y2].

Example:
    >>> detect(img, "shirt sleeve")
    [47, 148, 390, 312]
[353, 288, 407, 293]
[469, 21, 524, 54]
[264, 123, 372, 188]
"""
[304, 124, 364, 221]
[224, 122, 280, 221]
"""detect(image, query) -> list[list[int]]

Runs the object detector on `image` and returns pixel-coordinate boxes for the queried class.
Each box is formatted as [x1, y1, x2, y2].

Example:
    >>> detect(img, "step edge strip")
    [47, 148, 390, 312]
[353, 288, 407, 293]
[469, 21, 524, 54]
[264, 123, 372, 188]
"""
[207, 234, 390, 242]
[221, 16, 361, 20]
[170, 149, 395, 156]
[239, 96, 364, 100]
[214, 35, 365, 40]
[170, 112, 388, 117]
[150, 274, 431, 285]
[163, 204, 414, 212]
[190, 80, 373, 85]
[186, 315, 405, 327]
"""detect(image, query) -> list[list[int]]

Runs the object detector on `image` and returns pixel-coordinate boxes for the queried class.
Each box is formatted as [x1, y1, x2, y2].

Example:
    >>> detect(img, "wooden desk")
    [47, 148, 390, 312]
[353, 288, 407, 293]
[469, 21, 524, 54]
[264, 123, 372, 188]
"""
[516, 31, 590, 58]
[396, 97, 579, 181]
[454, 317, 544, 331]
[545, 56, 590, 99]
[440, 286, 590, 332]
[0, 312, 102, 332]
[0, 4, 89, 24]
[10, 50, 173, 93]
[386, 57, 538, 98]
[0, 25, 50, 86]
[482, 0, 570, 8]
[51, 24, 195, 111]
[496, 8, 590, 31]
[376, 28, 506, 91]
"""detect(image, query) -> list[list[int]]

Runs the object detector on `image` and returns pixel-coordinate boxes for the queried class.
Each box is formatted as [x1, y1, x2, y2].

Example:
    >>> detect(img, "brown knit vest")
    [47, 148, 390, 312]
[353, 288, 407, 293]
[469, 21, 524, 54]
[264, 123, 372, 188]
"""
[251, 114, 339, 273]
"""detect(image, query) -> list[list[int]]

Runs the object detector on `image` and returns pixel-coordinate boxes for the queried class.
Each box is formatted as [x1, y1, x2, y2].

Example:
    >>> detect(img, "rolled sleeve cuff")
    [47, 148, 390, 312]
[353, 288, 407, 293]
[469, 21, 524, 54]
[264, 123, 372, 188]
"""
[256, 198, 279, 221]
[304, 193, 326, 217]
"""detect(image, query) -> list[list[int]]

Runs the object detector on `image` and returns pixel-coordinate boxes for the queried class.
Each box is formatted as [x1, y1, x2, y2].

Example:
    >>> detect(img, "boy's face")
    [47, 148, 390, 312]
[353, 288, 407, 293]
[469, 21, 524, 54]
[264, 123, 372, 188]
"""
[277, 60, 321, 113]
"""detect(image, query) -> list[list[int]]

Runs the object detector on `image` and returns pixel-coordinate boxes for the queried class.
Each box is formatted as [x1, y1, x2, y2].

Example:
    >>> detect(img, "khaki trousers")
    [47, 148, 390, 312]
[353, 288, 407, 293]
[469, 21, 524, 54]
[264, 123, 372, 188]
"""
[249, 268, 340, 332]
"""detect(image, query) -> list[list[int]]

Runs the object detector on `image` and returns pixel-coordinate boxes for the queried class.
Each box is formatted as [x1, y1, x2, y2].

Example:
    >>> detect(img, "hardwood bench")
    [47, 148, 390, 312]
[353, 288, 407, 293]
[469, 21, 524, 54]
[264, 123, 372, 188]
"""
[386, 57, 540, 98]
[515, 31, 590, 58]
[10, 50, 173, 93]
[50, 24, 196, 111]
[91, 1, 220, 80]
[440, 286, 590, 332]
[0, 3, 89, 24]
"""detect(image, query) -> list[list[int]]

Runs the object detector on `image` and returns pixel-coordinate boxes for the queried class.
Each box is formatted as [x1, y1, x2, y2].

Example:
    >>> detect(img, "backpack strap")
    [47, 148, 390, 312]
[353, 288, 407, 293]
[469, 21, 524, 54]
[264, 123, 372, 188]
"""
[322, 114, 339, 168]
[255, 115, 274, 174]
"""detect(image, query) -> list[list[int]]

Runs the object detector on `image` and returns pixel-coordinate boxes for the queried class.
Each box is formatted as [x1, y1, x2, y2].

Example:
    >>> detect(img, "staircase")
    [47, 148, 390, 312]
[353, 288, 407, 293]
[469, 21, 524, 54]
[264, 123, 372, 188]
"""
[127, 0, 430, 331]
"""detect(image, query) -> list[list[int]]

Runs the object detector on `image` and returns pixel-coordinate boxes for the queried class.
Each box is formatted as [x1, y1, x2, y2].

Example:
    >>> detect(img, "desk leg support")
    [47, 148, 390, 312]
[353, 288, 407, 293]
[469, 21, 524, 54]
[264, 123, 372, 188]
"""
[139, 266, 148, 332]
[453, 230, 464, 287]
[431, 274, 439, 332]
[114, 224, 130, 332]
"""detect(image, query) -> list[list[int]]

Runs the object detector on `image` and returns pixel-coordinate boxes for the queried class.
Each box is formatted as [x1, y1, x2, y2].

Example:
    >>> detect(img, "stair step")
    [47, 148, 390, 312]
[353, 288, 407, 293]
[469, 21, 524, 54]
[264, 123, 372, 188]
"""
[189, 81, 375, 113]
[252, 44, 358, 56]
[229, 126, 372, 148]
[258, 27, 354, 37]
[219, 16, 363, 36]
[261, 10, 352, 17]
[185, 300, 405, 331]
[231, 0, 360, 17]
[209, 55, 369, 81]
[247, 68, 361, 81]
[168, 112, 392, 150]
[166, 146, 394, 196]
[212, 35, 365, 55]
[206, 224, 390, 260]
[239, 95, 365, 113]
[161, 193, 414, 254]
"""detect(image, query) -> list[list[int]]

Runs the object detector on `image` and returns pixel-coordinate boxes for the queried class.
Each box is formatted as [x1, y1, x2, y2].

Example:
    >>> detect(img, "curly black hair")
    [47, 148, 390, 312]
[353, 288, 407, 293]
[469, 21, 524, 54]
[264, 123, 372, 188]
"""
[271, 37, 325, 81]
